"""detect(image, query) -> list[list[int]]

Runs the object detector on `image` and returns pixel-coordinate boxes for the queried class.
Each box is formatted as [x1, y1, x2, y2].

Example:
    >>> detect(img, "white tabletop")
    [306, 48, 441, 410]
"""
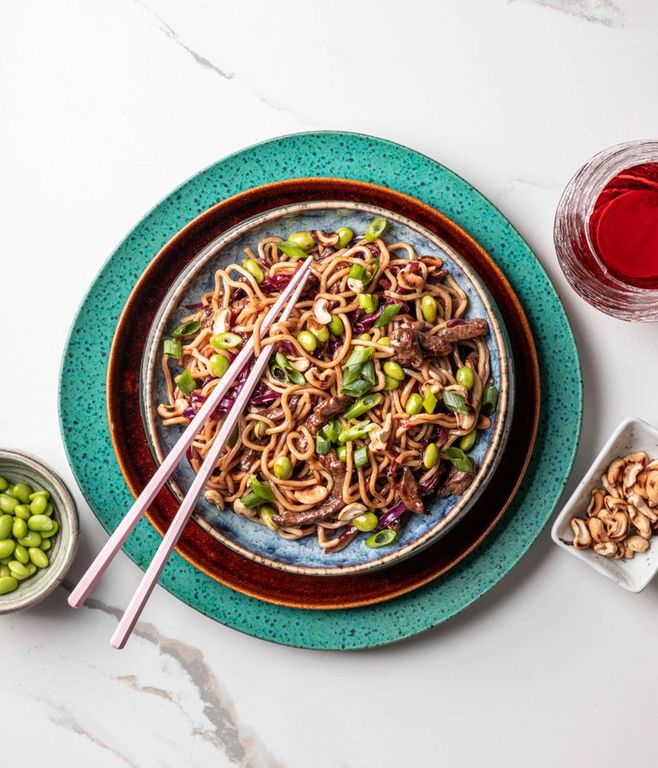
[2, 1, 658, 766]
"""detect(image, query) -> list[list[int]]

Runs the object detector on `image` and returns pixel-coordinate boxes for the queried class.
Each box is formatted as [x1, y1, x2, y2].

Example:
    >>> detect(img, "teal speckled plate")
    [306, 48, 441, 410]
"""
[59, 132, 582, 650]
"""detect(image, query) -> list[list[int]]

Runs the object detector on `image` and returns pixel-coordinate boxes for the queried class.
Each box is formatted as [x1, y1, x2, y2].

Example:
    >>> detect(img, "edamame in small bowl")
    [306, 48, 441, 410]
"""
[0, 449, 78, 614]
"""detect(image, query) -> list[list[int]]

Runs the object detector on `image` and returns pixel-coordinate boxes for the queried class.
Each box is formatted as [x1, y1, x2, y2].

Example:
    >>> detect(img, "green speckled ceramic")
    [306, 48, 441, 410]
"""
[59, 132, 582, 650]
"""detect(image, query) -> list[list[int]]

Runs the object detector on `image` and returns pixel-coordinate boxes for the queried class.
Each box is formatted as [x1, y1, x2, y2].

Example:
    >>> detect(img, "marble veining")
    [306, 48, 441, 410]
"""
[511, 0, 623, 27]
[60, 582, 283, 768]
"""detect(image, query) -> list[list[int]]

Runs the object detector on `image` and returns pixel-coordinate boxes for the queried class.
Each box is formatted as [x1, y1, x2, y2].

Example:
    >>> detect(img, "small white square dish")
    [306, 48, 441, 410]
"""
[551, 417, 658, 593]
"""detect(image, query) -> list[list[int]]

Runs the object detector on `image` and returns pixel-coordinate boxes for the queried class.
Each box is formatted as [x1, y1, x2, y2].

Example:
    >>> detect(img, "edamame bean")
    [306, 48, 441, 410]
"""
[337, 445, 347, 462]
[12, 518, 27, 539]
[29, 490, 49, 502]
[11, 483, 33, 504]
[0, 576, 18, 595]
[0, 477, 7, 493]
[43, 503, 54, 518]
[29, 548, 49, 569]
[456, 365, 474, 390]
[383, 360, 405, 381]
[30, 494, 48, 515]
[253, 421, 267, 440]
[273, 456, 292, 481]
[0, 515, 13, 540]
[0, 539, 16, 559]
[420, 295, 438, 323]
[40, 539, 51, 551]
[8, 560, 29, 579]
[384, 375, 400, 391]
[405, 393, 424, 415]
[0, 494, 19, 514]
[14, 504, 31, 521]
[0, 564, 10, 578]
[309, 323, 329, 343]
[209, 354, 230, 379]
[423, 443, 440, 469]
[458, 430, 477, 452]
[352, 512, 378, 532]
[328, 315, 344, 336]
[18, 532, 41, 548]
[27, 515, 53, 532]
[296, 330, 317, 353]
[40, 521, 59, 539]
[378, 336, 391, 346]
[13, 544, 29, 565]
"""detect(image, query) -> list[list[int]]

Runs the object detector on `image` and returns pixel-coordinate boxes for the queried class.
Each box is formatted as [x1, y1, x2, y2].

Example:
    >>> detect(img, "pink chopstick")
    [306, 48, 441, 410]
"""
[68, 257, 313, 621]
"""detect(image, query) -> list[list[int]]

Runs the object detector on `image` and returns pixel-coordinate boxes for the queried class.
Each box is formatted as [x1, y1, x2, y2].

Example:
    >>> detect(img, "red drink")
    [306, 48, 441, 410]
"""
[555, 141, 658, 321]
[588, 162, 658, 289]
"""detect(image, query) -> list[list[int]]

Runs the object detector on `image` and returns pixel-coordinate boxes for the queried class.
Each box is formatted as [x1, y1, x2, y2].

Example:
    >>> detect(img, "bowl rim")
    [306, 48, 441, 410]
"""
[108, 179, 513, 576]
[0, 448, 79, 613]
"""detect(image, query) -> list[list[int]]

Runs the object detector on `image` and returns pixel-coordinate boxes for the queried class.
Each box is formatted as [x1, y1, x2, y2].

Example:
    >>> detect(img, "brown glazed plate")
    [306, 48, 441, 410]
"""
[107, 178, 540, 609]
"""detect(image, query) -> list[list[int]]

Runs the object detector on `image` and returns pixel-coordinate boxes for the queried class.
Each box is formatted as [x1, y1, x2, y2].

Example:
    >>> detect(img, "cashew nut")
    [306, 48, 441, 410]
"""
[312, 298, 332, 325]
[593, 541, 618, 558]
[571, 518, 592, 549]
[587, 488, 605, 517]
[293, 486, 329, 505]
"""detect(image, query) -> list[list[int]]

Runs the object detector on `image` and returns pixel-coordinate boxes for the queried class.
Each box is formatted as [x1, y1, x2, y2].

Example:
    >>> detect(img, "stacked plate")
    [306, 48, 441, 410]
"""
[60, 133, 581, 649]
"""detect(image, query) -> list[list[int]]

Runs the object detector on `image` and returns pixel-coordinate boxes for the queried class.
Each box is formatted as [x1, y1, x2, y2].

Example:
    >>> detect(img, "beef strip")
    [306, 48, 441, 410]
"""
[274, 450, 347, 527]
[437, 465, 476, 498]
[391, 319, 489, 366]
[305, 395, 350, 435]
[390, 326, 425, 368]
[399, 468, 425, 514]
[239, 448, 259, 473]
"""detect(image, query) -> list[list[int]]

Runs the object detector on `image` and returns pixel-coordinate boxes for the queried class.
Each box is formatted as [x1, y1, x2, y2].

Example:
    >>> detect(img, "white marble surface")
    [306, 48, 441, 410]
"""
[2, 1, 658, 766]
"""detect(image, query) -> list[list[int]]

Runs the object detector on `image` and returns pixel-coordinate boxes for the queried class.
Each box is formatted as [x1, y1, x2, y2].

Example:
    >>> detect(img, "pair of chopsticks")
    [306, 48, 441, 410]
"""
[68, 256, 314, 648]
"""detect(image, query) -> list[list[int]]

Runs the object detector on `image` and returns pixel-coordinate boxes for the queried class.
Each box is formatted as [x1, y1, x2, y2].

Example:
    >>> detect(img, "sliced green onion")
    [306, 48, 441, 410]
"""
[361, 360, 376, 386]
[338, 420, 377, 443]
[343, 393, 383, 420]
[321, 419, 340, 443]
[342, 379, 375, 398]
[481, 385, 499, 416]
[442, 390, 469, 414]
[345, 346, 373, 368]
[353, 445, 369, 469]
[347, 263, 367, 293]
[176, 369, 197, 396]
[163, 338, 182, 358]
[259, 505, 278, 530]
[288, 231, 315, 250]
[171, 320, 202, 338]
[365, 217, 388, 243]
[243, 258, 264, 283]
[365, 529, 397, 548]
[358, 293, 379, 314]
[241, 490, 266, 509]
[373, 302, 402, 328]
[335, 226, 354, 248]
[277, 241, 307, 261]
[423, 391, 438, 414]
[271, 352, 305, 385]
[443, 447, 473, 474]
[248, 477, 276, 501]
[210, 332, 242, 350]
[316, 433, 331, 456]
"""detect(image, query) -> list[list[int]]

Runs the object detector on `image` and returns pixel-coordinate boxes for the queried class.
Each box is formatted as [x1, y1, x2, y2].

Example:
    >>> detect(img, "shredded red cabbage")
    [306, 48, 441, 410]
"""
[278, 340, 296, 355]
[182, 407, 196, 420]
[261, 273, 293, 294]
[251, 387, 279, 406]
[377, 501, 406, 530]
[214, 398, 235, 417]
[365, 243, 380, 257]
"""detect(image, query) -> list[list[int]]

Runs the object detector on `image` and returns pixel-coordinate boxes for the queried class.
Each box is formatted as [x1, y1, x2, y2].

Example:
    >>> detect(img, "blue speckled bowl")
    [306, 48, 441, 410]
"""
[141, 198, 513, 575]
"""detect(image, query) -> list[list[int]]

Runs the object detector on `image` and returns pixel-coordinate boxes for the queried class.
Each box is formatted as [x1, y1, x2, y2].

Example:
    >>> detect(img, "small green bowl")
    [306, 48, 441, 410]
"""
[0, 449, 78, 614]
